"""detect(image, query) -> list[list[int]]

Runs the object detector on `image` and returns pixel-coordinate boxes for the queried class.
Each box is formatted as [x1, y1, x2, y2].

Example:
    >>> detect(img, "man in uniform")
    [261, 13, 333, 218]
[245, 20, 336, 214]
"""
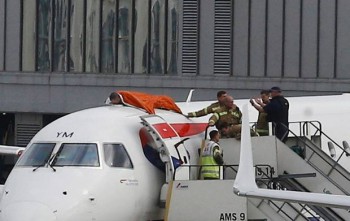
[208, 96, 242, 138]
[187, 90, 227, 117]
[250, 90, 270, 136]
[201, 130, 224, 179]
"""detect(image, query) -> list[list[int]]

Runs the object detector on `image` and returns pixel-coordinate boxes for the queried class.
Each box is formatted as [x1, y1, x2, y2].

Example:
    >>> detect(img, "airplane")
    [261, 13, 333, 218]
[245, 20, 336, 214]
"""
[0, 91, 208, 221]
[0, 91, 349, 220]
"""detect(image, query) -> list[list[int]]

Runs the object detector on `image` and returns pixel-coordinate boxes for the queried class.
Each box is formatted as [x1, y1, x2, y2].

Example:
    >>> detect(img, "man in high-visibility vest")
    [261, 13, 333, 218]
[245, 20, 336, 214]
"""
[201, 130, 224, 179]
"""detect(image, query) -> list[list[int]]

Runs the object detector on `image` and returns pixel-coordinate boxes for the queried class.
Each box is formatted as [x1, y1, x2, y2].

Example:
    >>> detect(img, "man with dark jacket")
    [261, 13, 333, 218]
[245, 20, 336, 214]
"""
[252, 86, 289, 142]
[264, 87, 289, 142]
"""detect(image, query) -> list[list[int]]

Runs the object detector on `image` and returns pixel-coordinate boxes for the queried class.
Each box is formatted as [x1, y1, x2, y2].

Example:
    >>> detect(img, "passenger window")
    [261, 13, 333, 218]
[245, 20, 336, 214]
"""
[17, 143, 56, 167]
[53, 143, 99, 167]
[103, 143, 133, 168]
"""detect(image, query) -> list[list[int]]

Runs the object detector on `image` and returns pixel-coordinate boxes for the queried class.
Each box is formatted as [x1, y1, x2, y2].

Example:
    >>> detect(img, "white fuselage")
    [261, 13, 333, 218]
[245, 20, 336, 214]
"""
[0, 105, 204, 221]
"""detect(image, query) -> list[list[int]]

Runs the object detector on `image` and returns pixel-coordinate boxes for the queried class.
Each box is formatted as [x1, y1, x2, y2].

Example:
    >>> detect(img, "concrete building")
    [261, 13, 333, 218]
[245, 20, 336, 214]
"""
[0, 0, 350, 146]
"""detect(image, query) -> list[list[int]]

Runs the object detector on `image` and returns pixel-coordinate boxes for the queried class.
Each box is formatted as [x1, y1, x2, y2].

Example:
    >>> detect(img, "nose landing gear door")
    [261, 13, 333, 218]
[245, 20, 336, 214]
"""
[140, 115, 190, 182]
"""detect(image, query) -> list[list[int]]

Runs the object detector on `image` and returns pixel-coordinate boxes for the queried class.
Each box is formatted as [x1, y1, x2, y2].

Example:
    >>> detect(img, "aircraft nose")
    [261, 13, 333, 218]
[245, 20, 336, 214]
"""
[1, 202, 56, 221]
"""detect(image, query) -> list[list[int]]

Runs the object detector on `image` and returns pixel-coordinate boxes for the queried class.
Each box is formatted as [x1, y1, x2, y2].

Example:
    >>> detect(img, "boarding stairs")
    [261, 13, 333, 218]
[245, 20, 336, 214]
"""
[286, 121, 350, 196]
[165, 133, 350, 221]
[279, 121, 350, 220]
[247, 121, 350, 221]
[236, 122, 350, 221]
[232, 132, 350, 221]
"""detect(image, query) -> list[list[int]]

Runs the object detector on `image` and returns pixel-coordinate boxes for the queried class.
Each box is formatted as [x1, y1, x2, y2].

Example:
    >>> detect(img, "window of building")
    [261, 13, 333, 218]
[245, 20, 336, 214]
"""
[103, 143, 133, 168]
[85, 0, 100, 72]
[118, 0, 132, 73]
[21, 0, 178, 74]
[53, 0, 69, 71]
[69, 0, 84, 72]
[133, 1, 149, 74]
[101, 0, 117, 73]
[167, 0, 178, 74]
[37, 0, 52, 71]
[150, 0, 165, 74]
[22, 0, 37, 71]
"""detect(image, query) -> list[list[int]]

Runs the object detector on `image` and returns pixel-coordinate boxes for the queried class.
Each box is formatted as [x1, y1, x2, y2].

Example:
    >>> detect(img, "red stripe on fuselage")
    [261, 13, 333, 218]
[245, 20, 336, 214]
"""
[153, 123, 178, 139]
[153, 123, 208, 138]
[170, 123, 208, 137]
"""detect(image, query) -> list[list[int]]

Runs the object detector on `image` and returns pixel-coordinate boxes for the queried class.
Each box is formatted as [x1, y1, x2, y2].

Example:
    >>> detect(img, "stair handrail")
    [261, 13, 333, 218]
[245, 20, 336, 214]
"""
[284, 122, 350, 194]
[300, 121, 349, 164]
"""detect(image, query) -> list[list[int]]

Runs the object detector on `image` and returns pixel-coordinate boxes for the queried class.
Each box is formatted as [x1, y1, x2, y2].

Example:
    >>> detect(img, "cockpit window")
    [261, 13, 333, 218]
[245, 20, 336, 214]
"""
[103, 143, 133, 168]
[53, 143, 99, 167]
[17, 143, 56, 167]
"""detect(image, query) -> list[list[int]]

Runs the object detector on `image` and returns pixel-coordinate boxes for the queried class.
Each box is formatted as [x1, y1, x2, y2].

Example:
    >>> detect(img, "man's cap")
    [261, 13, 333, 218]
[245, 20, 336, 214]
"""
[269, 86, 281, 92]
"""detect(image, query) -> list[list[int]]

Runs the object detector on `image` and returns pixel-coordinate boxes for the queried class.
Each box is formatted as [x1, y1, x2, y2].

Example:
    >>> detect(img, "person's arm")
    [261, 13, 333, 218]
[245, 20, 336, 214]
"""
[187, 108, 206, 117]
[250, 99, 265, 113]
[239, 108, 243, 124]
[213, 146, 224, 165]
[263, 100, 281, 114]
[208, 113, 219, 126]
[255, 98, 266, 107]
[187, 103, 218, 117]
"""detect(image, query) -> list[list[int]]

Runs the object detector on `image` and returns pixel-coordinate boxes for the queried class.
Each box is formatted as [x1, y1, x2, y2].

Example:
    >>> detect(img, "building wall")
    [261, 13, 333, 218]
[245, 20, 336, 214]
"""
[0, 0, 349, 113]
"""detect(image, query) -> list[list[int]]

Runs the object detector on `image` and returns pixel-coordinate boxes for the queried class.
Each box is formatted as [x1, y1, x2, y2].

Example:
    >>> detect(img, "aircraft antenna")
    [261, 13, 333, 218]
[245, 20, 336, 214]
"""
[186, 89, 195, 103]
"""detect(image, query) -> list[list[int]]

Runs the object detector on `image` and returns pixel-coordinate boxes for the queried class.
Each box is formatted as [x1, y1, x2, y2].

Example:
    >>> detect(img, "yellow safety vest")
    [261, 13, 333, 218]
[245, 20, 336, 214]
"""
[201, 141, 221, 179]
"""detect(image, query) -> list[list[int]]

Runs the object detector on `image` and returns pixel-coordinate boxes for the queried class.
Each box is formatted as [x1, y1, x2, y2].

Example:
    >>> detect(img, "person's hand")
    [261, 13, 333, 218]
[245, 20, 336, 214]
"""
[250, 99, 254, 105]
[187, 113, 194, 118]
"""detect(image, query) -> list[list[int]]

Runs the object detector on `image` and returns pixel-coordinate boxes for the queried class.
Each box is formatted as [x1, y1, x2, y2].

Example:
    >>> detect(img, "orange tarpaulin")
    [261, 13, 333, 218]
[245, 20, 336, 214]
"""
[117, 91, 182, 114]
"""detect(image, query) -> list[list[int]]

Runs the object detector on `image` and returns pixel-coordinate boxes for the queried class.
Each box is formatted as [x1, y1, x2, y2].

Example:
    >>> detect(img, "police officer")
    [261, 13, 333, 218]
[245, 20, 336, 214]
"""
[265, 87, 289, 142]
[187, 91, 227, 117]
[201, 130, 224, 179]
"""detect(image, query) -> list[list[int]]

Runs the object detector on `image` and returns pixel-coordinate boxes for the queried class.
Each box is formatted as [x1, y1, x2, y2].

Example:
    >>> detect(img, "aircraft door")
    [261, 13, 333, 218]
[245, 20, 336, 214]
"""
[139, 115, 191, 182]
